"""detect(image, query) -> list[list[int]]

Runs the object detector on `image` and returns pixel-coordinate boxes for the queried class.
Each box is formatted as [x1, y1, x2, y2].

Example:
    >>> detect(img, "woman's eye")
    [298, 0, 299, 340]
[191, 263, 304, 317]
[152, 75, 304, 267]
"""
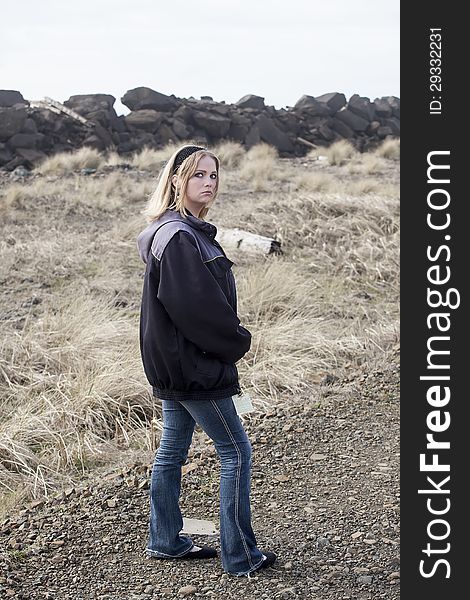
[210, 174, 217, 179]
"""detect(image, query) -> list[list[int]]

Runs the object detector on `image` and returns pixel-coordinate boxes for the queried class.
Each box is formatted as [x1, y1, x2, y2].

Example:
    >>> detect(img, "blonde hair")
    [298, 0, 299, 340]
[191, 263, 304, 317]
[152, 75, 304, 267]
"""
[143, 145, 220, 222]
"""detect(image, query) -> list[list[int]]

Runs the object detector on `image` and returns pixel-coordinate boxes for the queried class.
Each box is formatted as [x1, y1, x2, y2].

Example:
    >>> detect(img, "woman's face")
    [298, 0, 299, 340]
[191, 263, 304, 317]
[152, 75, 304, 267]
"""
[182, 155, 218, 217]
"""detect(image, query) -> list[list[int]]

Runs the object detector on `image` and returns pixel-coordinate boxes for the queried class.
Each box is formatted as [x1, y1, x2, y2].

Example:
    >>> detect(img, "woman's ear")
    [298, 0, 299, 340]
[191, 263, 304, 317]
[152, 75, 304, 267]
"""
[171, 174, 178, 187]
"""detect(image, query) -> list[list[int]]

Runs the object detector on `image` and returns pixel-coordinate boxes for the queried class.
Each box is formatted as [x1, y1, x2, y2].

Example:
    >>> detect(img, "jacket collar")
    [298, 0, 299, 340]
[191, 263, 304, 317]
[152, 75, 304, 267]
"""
[165, 208, 217, 240]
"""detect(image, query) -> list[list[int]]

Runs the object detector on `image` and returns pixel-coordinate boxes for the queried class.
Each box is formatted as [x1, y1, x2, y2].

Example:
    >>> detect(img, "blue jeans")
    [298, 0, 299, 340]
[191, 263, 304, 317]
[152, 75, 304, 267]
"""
[146, 397, 265, 576]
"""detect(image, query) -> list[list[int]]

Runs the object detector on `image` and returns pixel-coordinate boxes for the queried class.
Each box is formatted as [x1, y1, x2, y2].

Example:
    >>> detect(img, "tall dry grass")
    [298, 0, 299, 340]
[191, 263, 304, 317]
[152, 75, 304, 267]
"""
[0, 140, 399, 513]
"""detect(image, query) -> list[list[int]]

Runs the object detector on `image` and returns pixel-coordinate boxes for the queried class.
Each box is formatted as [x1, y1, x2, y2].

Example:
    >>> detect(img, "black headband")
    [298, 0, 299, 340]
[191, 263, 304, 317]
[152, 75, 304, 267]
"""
[172, 145, 206, 173]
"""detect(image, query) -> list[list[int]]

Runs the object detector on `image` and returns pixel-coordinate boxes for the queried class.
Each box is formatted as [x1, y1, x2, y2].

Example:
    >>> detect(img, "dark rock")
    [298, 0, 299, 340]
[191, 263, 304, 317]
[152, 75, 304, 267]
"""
[121, 87, 180, 112]
[331, 117, 355, 138]
[7, 132, 46, 150]
[236, 94, 266, 110]
[245, 124, 261, 147]
[383, 95, 400, 118]
[0, 106, 28, 141]
[334, 108, 369, 132]
[316, 124, 335, 141]
[0, 142, 13, 166]
[109, 115, 128, 133]
[383, 117, 400, 135]
[255, 114, 294, 152]
[84, 108, 119, 127]
[173, 105, 194, 121]
[293, 95, 330, 116]
[348, 94, 375, 121]
[93, 123, 114, 148]
[21, 118, 38, 134]
[227, 122, 251, 142]
[64, 94, 116, 114]
[367, 121, 381, 135]
[155, 123, 177, 145]
[0, 90, 28, 107]
[377, 126, 394, 138]
[124, 110, 163, 133]
[315, 92, 347, 115]
[170, 118, 191, 139]
[373, 97, 393, 118]
[15, 147, 47, 167]
[276, 112, 301, 135]
[192, 111, 231, 138]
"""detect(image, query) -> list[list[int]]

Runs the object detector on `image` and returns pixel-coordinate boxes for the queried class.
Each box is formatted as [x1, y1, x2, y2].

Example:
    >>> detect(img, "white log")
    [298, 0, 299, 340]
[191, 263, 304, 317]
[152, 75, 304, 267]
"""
[216, 227, 282, 256]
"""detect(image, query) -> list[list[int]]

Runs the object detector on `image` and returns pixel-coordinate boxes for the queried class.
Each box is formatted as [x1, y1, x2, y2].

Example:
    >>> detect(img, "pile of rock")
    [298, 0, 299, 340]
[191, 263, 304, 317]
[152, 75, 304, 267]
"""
[0, 87, 400, 170]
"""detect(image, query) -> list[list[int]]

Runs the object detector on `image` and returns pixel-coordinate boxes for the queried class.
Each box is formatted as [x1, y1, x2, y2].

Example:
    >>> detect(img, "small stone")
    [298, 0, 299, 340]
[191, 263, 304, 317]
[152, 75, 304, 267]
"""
[178, 585, 198, 596]
[357, 575, 373, 584]
[107, 499, 117, 508]
[144, 585, 154, 594]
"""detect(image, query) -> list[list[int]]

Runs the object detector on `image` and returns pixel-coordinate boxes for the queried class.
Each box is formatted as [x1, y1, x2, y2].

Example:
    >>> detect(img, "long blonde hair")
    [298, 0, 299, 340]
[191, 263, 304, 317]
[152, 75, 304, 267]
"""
[143, 145, 220, 222]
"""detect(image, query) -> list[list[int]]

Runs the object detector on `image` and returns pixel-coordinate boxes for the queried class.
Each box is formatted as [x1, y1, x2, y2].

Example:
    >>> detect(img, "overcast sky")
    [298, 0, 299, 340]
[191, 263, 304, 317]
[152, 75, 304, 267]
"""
[1, 0, 399, 116]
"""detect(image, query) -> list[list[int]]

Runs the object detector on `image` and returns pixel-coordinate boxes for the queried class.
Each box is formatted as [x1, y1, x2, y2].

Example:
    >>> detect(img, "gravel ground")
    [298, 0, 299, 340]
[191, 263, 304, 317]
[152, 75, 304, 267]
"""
[0, 359, 399, 600]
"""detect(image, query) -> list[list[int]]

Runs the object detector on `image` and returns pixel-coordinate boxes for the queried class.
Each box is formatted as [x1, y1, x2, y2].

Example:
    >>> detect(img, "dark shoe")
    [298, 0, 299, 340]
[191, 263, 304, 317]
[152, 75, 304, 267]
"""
[253, 551, 277, 571]
[179, 545, 217, 559]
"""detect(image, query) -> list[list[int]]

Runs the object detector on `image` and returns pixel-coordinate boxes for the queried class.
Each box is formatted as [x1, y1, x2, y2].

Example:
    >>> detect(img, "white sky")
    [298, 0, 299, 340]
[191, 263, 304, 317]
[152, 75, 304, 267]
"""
[1, 0, 399, 116]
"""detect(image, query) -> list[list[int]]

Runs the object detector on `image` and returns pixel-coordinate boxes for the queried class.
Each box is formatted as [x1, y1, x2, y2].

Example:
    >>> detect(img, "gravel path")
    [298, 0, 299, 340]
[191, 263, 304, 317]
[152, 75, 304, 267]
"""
[0, 360, 399, 600]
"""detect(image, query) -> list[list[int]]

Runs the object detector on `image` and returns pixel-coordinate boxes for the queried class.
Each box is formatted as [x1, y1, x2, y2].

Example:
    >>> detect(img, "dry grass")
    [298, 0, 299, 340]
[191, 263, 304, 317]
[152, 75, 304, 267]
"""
[212, 141, 246, 169]
[0, 141, 399, 514]
[36, 147, 105, 174]
[374, 138, 400, 160]
[309, 139, 357, 166]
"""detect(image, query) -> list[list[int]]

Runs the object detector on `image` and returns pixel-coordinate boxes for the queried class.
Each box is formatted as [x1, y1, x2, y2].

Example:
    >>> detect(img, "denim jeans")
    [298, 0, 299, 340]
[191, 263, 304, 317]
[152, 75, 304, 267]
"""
[146, 396, 265, 576]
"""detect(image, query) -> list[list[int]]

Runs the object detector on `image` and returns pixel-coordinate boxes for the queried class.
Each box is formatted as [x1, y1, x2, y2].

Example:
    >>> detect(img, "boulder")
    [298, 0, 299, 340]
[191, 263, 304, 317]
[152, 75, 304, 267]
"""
[7, 132, 46, 149]
[15, 147, 47, 166]
[245, 124, 261, 147]
[227, 122, 250, 142]
[373, 97, 393, 118]
[22, 118, 38, 134]
[293, 95, 330, 116]
[348, 94, 375, 121]
[0, 90, 28, 107]
[377, 126, 394, 138]
[124, 109, 163, 133]
[64, 93, 116, 114]
[155, 123, 178, 145]
[331, 117, 355, 138]
[315, 92, 347, 115]
[256, 114, 294, 151]
[334, 108, 369, 132]
[192, 111, 231, 138]
[170, 118, 191, 139]
[121, 87, 180, 112]
[236, 94, 266, 110]
[383, 95, 400, 118]
[0, 106, 28, 141]
[0, 142, 13, 166]
[383, 117, 400, 135]
[367, 121, 381, 135]
[109, 115, 128, 133]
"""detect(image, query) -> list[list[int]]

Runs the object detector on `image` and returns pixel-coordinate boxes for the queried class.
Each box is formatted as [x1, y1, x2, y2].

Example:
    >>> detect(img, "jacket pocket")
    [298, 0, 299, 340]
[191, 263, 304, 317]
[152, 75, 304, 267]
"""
[195, 351, 219, 376]
[205, 256, 234, 280]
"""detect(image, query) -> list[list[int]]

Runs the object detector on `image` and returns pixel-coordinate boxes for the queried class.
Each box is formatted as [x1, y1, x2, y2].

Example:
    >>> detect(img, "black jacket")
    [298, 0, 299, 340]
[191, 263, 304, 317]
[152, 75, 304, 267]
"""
[137, 209, 252, 401]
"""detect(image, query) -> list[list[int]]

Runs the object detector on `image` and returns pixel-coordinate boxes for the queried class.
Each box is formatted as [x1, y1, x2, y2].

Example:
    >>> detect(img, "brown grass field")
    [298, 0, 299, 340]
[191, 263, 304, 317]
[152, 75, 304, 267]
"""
[0, 139, 400, 517]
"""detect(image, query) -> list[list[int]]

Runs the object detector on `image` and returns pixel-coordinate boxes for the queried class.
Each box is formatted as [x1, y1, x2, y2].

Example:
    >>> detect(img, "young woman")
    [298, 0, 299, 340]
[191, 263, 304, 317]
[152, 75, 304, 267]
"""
[136, 144, 277, 577]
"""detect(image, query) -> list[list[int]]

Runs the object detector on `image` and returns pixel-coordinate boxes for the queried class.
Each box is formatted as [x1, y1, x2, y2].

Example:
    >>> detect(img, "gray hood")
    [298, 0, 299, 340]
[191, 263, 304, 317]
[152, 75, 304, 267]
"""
[136, 209, 217, 264]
